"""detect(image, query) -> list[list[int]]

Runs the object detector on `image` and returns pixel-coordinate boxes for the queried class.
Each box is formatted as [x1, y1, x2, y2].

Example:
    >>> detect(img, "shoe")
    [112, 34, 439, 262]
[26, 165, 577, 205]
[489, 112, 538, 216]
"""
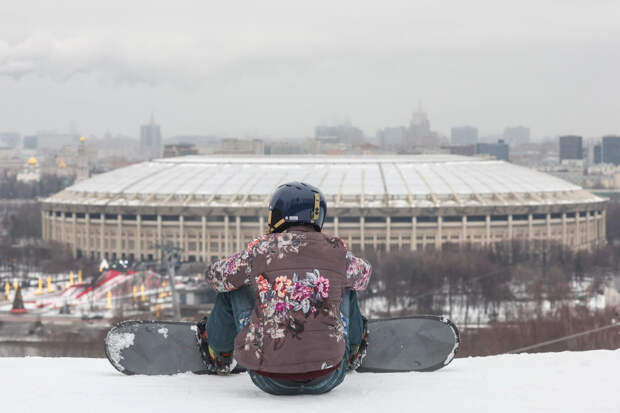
[347, 316, 368, 371]
[195, 317, 237, 375]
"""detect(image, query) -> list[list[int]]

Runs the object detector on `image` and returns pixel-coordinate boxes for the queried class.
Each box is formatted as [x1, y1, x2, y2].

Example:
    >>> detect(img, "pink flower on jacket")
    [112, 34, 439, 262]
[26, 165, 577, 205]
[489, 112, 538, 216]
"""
[274, 276, 292, 298]
[225, 253, 240, 274]
[316, 276, 330, 298]
[291, 282, 312, 301]
[247, 238, 260, 252]
[256, 275, 269, 293]
[275, 302, 287, 313]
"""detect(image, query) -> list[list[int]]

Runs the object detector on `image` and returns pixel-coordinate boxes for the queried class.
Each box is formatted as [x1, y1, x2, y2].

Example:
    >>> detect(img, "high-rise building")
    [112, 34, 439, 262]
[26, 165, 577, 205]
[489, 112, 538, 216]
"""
[140, 116, 162, 160]
[0, 132, 20, 148]
[163, 143, 199, 158]
[377, 127, 408, 149]
[23, 136, 38, 150]
[76, 136, 90, 182]
[594, 144, 602, 164]
[315, 123, 364, 145]
[451, 126, 479, 145]
[602, 135, 620, 165]
[502, 126, 530, 146]
[477, 140, 509, 161]
[217, 138, 264, 155]
[409, 104, 438, 147]
[559, 135, 583, 162]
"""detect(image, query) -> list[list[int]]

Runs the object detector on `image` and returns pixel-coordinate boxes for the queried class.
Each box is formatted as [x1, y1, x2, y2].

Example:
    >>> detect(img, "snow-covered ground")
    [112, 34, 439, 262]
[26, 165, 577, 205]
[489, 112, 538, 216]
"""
[4, 350, 619, 413]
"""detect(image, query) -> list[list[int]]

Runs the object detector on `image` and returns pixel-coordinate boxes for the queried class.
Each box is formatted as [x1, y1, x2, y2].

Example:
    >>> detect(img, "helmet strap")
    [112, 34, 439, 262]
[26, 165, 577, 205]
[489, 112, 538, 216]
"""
[312, 192, 320, 221]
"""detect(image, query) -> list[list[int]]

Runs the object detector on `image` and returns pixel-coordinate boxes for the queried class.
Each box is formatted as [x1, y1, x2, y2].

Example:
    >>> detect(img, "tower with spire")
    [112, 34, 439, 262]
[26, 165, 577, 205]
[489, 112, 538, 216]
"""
[140, 114, 162, 160]
[408, 102, 439, 148]
[76, 136, 89, 182]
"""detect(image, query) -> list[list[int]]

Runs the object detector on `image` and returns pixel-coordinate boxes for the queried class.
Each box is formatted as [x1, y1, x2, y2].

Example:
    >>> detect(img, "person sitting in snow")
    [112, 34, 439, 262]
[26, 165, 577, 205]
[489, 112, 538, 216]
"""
[197, 181, 372, 395]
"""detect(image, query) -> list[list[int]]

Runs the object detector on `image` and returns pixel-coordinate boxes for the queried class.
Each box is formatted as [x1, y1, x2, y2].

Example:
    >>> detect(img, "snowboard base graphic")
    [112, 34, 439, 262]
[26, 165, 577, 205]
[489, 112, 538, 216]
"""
[105, 316, 459, 375]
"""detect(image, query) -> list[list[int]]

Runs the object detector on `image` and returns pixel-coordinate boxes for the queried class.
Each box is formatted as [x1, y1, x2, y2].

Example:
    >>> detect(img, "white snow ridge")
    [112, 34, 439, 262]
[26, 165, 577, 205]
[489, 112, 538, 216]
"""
[3, 350, 619, 413]
[105, 332, 135, 372]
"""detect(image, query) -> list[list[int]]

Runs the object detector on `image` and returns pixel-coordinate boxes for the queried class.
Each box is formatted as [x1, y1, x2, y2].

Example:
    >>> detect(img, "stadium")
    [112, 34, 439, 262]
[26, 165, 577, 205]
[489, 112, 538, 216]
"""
[40, 155, 607, 262]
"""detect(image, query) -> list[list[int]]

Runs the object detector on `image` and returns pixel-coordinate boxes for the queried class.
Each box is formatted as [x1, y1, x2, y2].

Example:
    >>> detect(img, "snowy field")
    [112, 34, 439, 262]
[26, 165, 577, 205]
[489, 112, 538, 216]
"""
[4, 350, 619, 413]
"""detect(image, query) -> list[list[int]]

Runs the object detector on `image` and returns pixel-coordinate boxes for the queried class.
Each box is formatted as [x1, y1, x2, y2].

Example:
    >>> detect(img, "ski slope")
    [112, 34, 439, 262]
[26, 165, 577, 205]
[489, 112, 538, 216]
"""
[4, 350, 619, 413]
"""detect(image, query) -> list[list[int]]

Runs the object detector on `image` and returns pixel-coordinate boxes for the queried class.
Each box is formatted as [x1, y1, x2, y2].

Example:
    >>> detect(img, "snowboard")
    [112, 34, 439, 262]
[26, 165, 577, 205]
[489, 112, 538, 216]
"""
[105, 315, 459, 376]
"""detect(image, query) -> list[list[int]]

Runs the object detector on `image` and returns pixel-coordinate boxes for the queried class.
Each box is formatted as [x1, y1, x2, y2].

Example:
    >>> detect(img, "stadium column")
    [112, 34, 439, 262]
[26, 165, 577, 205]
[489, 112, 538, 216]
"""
[117, 214, 123, 259]
[72, 213, 77, 257]
[334, 216, 339, 237]
[50, 212, 55, 241]
[528, 213, 533, 250]
[259, 216, 265, 235]
[85, 213, 90, 257]
[218, 232, 222, 258]
[60, 212, 65, 247]
[561, 212, 567, 246]
[360, 216, 365, 251]
[585, 211, 591, 250]
[436, 216, 443, 250]
[224, 215, 230, 256]
[411, 216, 417, 251]
[179, 215, 184, 260]
[157, 215, 162, 260]
[485, 215, 491, 246]
[236, 216, 241, 251]
[201, 216, 207, 262]
[41, 210, 46, 240]
[546, 213, 551, 241]
[461, 216, 467, 248]
[136, 214, 142, 260]
[575, 212, 581, 248]
[601, 209, 606, 243]
[386, 216, 391, 252]
[508, 215, 513, 262]
[100, 215, 105, 259]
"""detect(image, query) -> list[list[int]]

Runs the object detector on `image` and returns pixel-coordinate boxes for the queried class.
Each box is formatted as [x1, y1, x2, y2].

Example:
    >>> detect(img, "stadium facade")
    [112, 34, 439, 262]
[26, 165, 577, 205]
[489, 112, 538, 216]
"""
[41, 155, 607, 262]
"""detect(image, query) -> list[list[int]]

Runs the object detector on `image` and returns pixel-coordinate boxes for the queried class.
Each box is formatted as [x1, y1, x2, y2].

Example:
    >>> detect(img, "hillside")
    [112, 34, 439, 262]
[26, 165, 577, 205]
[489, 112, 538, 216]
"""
[4, 350, 619, 412]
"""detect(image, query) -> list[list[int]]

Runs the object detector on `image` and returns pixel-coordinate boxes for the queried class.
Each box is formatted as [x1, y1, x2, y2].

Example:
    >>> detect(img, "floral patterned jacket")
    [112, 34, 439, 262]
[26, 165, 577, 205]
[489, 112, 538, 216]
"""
[205, 226, 372, 374]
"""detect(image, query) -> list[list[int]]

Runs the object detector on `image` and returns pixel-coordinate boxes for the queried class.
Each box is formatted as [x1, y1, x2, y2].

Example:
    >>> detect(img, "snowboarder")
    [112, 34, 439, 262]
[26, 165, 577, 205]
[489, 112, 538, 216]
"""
[198, 181, 372, 395]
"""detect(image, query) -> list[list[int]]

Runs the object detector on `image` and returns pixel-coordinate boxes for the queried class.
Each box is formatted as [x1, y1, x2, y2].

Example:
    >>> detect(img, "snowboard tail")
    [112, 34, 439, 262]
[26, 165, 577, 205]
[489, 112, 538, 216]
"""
[105, 316, 459, 376]
[105, 321, 209, 375]
[357, 315, 460, 373]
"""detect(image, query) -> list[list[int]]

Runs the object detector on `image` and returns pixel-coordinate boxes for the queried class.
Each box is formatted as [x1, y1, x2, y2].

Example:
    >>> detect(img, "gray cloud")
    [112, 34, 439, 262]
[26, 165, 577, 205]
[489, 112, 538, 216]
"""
[0, 0, 619, 138]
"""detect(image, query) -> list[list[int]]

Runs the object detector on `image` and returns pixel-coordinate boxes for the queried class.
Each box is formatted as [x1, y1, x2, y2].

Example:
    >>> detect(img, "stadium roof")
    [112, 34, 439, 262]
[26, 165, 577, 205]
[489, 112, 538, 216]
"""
[44, 155, 602, 209]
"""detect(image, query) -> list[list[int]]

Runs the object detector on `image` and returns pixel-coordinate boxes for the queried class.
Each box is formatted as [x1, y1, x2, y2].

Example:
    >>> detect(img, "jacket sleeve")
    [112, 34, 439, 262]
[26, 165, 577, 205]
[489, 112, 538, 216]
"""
[344, 250, 372, 291]
[205, 239, 262, 293]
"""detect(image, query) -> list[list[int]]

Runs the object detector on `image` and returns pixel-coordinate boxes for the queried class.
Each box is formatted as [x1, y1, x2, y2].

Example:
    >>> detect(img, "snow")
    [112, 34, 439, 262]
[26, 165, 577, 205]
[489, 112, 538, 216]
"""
[3, 350, 619, 413]
[157, 327, 169, 339]
[105, 332, 134, 372]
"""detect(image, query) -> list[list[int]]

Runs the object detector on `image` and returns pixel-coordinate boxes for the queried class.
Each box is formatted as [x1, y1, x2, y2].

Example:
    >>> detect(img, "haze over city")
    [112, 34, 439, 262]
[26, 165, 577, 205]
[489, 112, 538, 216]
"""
[1, 0, 619, 139]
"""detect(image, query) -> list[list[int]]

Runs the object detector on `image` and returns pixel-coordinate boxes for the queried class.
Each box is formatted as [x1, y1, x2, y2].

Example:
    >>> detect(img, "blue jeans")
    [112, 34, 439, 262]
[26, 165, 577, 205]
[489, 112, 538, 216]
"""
[206, 287, 363, 395]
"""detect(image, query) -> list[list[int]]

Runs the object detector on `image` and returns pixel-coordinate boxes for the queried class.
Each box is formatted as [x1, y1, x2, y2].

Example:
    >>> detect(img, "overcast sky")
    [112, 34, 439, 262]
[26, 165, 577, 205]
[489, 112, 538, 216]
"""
[1, 0, 619, 139]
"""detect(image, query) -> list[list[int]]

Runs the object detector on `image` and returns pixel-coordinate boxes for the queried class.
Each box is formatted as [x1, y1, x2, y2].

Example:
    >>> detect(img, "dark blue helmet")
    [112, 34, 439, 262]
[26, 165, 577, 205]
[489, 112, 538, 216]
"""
[268, 182, 327, 233]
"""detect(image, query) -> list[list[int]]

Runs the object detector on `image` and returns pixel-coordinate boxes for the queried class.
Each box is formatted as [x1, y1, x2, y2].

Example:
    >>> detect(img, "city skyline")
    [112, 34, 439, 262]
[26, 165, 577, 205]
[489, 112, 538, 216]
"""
[1, 112, 615, 144]
[1, 1, 619, 139]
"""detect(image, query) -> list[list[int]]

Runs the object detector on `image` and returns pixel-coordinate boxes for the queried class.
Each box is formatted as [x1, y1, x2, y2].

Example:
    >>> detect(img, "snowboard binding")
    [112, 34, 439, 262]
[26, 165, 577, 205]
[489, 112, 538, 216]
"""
[195, 317, 238, 376]
[348, 316, 368, 371]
